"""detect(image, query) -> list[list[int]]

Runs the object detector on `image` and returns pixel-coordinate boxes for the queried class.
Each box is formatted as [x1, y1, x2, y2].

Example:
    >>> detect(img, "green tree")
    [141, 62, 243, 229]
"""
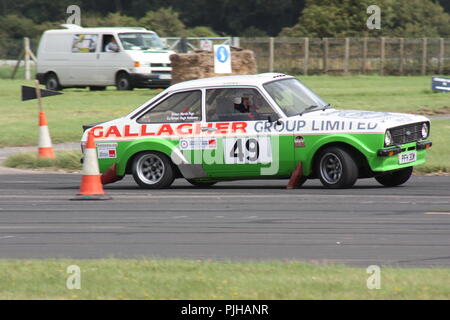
[0, 14, 39, 39]
[185, 26, 219, 37]
[279, 0, 450, 37]
[139, 7, 186, 36]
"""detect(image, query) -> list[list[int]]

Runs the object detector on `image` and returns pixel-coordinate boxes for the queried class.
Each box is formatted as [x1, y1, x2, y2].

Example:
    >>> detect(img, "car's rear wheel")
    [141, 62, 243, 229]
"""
[317, 146, 358, 189]
[375, 167, 413, 187]
[45, 73, 62, 91]
[132, 151, 175, 189]
[187, 179, 217, 187]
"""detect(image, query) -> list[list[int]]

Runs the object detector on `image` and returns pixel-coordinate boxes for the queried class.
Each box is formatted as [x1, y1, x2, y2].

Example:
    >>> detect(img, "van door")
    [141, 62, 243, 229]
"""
[69, 33, 100, 85]
[94, 34, 127, 85]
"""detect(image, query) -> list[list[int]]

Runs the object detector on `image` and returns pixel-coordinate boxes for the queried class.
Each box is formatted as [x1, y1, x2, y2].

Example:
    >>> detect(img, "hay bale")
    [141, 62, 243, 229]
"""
[170, 48, 257, 84]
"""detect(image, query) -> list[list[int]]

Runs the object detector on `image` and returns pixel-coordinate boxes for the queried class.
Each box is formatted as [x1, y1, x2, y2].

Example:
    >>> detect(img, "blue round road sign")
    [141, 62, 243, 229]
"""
[216, 46, 229, 63]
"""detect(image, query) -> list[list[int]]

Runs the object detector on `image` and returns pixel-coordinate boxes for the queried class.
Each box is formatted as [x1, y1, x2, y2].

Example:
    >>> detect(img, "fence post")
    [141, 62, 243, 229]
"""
[323, 38, 329, 74]
[421, 38, 427, 75]
[380, 37, 385, 76]
[344, 38, 349, 74]
[268, 37, 274, 72]
[399, 38, 404, 75]
[438, 38, 444, 75]
[303, 37, 309, 75]
[232, 37, 240, 48]
[24, 37, 31, 81]
[362, 37, 368, 74]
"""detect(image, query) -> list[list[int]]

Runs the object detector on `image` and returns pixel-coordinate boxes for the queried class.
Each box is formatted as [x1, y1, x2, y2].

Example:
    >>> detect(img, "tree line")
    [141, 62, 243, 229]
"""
[0, 0, 449, 40]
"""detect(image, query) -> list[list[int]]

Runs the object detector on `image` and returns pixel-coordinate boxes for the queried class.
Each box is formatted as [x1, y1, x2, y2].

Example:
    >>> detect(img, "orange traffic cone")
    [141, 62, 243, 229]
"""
[38, 111, 55, 159]
[72, 130, 111, 200]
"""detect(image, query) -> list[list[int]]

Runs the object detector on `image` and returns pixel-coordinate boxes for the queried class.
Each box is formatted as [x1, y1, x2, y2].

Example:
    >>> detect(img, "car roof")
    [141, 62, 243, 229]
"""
[168, 73, 294, 91]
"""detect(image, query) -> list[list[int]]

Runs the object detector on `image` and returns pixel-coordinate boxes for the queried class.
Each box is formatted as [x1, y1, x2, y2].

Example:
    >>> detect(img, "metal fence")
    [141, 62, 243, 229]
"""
[1, 37, 449, 75]
[239, 37, 450, 75]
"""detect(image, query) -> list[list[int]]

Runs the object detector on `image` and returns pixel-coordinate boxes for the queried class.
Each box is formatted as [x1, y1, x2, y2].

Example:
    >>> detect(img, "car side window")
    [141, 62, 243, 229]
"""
[72, 34, 98, 53]
[206, 88, 278, 122]
[138, 90, 202, 123]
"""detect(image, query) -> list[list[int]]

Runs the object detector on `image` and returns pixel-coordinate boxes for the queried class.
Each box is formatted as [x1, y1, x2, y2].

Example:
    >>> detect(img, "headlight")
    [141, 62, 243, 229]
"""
[384, 130, 393, 146]
[421, 122, 429, 139]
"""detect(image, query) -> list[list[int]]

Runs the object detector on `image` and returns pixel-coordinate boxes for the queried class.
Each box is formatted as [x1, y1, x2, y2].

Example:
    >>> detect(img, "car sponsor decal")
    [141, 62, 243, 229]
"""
[179, 138, 217, 150]
[90, 122, 248, 139]
[96, 142, 118, 159]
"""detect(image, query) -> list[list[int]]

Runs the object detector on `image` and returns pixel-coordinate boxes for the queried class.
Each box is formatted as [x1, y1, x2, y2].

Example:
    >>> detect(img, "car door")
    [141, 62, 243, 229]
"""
[201, 87, 295, 178]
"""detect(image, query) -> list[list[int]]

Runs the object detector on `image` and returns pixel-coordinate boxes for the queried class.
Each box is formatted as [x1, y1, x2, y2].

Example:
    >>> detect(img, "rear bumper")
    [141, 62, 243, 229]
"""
[129, 73, 171, 88]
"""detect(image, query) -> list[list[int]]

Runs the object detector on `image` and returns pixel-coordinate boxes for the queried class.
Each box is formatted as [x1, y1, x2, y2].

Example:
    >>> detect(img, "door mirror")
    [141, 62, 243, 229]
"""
[267, 114, 281, 125]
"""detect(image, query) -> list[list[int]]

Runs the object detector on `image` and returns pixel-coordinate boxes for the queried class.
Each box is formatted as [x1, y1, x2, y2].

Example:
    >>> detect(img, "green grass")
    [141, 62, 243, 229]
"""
[415, 119, 450, 173]
[302, 75, 450, 113]
[0, 259, 448, 299]
[0, 79, 160, 148]
[3, 150, 82, 171]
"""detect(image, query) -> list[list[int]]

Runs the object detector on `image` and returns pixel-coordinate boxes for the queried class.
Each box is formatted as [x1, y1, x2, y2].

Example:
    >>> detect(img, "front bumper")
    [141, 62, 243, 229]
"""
[129, 73, 171, 88]
[371, 140, 432, 172]
[377, 140, 432, 157]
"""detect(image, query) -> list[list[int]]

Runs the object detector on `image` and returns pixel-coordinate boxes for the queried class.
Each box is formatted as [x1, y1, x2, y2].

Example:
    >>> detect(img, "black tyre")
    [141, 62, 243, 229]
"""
[317, 147, 358, 189]
[45, 73, 62, 91]
[116, 73, 133, 90]
[89, 86, 106, 91]
[132, 152, 175, 189]
[187, 179, 217, 187]
[375, 167, 413, 187]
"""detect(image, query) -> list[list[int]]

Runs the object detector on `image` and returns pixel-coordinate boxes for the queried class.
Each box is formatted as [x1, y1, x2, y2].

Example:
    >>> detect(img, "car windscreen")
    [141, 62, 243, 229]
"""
[118, 32, 165, 50]
[263, 78, 328, 117]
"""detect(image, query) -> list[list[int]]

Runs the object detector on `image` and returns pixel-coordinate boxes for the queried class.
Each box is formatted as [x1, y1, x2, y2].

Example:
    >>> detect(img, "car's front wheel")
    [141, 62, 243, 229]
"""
[375, 167, 413, 187]
[132, 151, 175, 189]
[317, 146, 358, 189]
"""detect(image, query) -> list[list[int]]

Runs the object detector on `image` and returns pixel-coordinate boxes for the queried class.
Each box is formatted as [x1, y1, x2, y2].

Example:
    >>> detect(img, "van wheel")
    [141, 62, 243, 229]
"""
[45, 73, 62, 91]
[132, 151, 175, 189]
[317, 146, 358, 189]
[116, 73, 133, 91]
[89, 86, 106, 91]
[375, 167, 413, 187]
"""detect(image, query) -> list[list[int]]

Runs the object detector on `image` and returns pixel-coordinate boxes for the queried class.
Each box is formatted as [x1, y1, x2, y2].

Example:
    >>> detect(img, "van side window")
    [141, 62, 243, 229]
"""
[138, 90, 202, 123]
[102, 35, 119, 52]
[72, 34, 98, 53]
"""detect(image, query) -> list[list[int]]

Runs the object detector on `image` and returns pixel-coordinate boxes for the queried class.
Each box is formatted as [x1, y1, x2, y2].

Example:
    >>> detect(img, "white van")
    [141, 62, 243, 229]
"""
[36, 24, 174, 90]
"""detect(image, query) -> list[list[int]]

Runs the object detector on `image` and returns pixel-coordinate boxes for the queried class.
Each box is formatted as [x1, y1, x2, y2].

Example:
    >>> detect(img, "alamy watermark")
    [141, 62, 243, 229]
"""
[66, 264, 81, 290]
[366, 265, 381, 289]
[66, 5, 81, 25]
[367, 5, 381, 30]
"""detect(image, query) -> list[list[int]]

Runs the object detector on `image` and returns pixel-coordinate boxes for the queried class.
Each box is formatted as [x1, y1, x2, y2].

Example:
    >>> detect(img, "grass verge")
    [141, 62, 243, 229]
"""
[0, 259, 449, 299]
[3, 150, 82, 172]
[415, 119, 450, 174]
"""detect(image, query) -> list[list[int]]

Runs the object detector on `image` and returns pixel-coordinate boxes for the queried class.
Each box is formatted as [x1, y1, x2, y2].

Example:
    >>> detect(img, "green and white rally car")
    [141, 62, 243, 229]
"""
[81, 73, 432, 189]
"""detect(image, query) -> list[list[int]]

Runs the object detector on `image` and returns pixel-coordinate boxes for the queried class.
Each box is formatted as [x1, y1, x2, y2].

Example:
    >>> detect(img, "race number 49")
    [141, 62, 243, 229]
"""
[224, 137, 272, 164]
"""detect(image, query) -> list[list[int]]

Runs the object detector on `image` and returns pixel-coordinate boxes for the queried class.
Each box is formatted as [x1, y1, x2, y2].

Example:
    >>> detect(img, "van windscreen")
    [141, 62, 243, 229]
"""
[118, 33, 165, 51]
